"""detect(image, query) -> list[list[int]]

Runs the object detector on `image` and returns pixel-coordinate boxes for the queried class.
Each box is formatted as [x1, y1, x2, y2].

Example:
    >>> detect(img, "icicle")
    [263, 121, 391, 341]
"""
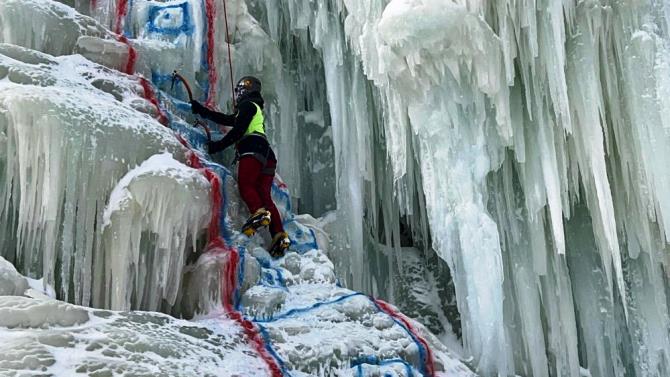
[101, 153, 210, 310]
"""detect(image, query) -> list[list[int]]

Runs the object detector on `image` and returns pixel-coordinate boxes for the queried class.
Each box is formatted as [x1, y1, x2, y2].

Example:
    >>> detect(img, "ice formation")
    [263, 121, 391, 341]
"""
[102, 152, 211, 311]
[246, 0, 670, 376]
[0, 0, 473, 376]
[0, 246, 474, 376]
[3, 0, 670, 375]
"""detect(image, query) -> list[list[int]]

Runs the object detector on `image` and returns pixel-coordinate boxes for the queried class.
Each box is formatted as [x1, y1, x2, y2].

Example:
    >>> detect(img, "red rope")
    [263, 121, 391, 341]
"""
[109, 4, 279, 372]
[229, 312, 284, 377]
[113, 0, 137, 75]
[204, 0, 218, 108]
[114, 35, 137, 75]
[139, 77, 169, 125]
[374, 299, 436, 377]
[222, 0, 236, 108]
[113, 0, 129, 35]
[181, 127, 282, 377]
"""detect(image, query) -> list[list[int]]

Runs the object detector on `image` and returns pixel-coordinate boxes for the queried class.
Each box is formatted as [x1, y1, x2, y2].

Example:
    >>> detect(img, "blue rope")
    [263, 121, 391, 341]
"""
[254, 293, 364, 323]
[123, 0, 134, 37]
[351, 356, 415, 377]
[351, 356, 414, 377]
[235, 244, 247, 312]
[257, 324, 292, 376]
[256, 257, 288, 291]
[271, 184, 292, 213]
[370, 300, 429, 377]
[151, 71, 426, 377]
[146, 57, 291, 376]
[199, 1, 211, 104]
[308, 228, 318, 248]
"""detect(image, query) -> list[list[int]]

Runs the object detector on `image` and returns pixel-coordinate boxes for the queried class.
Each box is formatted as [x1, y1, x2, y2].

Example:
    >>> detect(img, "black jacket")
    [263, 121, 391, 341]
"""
[192, 93, 276, 162]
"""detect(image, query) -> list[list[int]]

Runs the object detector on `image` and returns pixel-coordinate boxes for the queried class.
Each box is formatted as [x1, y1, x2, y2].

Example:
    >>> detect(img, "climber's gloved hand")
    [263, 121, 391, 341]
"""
[191, 100, 206, 116]
[206, 141, 216, 155]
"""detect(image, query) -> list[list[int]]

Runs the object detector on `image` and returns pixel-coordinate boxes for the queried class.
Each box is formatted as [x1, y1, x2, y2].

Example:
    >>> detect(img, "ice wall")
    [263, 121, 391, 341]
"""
[0, 240, 476, 376]
[0, 1, 477, 375]
[0, 0, 108, 56]
[80, 0, 336, 215]
[249, 0, 670, 376]
[4, 0, 670, 375]
[0, 0, 326, 310]
[101, 153, 211, 310]
[0, 27, 210, 310]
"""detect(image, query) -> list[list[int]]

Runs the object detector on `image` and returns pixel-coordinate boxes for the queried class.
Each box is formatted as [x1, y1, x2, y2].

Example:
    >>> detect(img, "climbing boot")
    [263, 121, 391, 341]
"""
[269, 232, 291, 258]
[241, 208, 271, 236]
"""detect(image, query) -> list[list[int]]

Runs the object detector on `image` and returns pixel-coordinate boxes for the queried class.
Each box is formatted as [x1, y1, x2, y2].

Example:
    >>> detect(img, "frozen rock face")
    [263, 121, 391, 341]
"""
[11, 0, 670, 375]
[0, 0, 108, 56]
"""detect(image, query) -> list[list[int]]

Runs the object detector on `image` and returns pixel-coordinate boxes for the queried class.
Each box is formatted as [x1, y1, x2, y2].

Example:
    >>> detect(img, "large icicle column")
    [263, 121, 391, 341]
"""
[251, 0, 670, 376]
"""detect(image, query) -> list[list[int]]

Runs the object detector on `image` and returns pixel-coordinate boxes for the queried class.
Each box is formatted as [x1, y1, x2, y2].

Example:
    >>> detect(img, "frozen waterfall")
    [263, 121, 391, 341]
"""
[246, 0, 670, 376]
[0, 0, 472, 375]
[2, 0, 670, 376]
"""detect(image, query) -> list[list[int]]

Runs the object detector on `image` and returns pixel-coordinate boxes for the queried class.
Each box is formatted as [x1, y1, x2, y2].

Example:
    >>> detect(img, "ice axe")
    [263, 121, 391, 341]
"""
[171, 70, 211, 142]
[171, 70, 194, 102]
[193, 118, 212, 142]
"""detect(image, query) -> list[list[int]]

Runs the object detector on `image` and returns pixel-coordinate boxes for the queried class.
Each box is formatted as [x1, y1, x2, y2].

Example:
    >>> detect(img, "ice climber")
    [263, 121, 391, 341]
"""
[190, 76, 291, 258]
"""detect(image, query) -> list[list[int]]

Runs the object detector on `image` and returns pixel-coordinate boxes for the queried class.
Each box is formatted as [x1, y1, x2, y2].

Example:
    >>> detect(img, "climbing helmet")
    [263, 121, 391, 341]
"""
[234, 76, 262, 102]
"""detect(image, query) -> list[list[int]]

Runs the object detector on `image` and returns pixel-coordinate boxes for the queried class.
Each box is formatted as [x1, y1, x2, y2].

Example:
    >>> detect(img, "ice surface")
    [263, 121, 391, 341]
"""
[0, 1, 475, 375]
[0, 256, 29, 296]
[6, 0, 670, 375]
[2, 197, 473, 376]
[0, 296, 275, 376]
[0, 0, 108, 56]
[248, 0, 670, 376]
[0, 44, 191, 309]
[101, 152, 211, 311]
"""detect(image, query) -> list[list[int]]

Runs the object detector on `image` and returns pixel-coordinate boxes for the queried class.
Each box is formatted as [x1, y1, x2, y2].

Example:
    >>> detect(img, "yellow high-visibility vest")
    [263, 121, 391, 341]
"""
[244, 102, 265, 136]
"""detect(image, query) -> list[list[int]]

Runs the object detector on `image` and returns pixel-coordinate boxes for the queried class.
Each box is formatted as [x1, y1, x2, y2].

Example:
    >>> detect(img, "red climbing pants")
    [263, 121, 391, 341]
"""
[237, 156, 284, 235]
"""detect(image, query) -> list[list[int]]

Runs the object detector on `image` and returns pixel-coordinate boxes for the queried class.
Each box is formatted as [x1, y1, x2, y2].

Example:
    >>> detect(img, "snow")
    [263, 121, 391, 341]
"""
[0, 0, 108, 56]
[0, 256, 29, 296]
[0, 245, 475, 375]
[0, 296, 272, 376]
